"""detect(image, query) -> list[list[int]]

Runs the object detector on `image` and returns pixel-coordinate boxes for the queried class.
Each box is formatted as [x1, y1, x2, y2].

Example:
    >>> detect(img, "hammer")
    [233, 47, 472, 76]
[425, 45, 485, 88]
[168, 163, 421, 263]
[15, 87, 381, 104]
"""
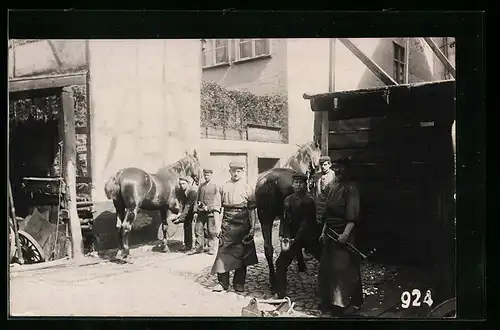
[326, 228, 376, 260]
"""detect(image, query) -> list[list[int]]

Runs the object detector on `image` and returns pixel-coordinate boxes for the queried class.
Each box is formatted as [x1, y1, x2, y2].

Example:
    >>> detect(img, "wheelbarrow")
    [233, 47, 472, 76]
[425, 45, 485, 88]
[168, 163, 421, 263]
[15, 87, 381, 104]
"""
[242, 297, 296, 317]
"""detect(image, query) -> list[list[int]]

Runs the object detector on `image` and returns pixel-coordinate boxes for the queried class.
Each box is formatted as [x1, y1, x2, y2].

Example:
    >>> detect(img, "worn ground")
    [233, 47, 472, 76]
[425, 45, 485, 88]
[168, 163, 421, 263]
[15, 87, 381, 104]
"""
[9, 221, 437, 318]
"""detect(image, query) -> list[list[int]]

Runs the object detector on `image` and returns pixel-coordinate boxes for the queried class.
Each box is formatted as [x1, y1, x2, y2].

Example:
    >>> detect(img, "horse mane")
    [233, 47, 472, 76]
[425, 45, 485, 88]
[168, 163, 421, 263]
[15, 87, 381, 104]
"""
[156, 153, 199, 178]
[282, 141, 319, 172]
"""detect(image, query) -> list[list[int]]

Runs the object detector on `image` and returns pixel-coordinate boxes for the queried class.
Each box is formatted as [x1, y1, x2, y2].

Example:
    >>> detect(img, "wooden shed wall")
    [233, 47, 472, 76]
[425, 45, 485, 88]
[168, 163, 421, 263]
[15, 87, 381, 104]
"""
[322, 83, 455, 275]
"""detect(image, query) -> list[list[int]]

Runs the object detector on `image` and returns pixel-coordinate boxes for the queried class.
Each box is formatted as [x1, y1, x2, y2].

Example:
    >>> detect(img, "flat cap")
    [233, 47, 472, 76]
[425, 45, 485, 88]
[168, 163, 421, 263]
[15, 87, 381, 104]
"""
[319, 156, 332, 164]
[292, 172, 308, 182]
[229, 161, 245, 169]
[202, 168, 213, 173]
[178, 176, 192, 183]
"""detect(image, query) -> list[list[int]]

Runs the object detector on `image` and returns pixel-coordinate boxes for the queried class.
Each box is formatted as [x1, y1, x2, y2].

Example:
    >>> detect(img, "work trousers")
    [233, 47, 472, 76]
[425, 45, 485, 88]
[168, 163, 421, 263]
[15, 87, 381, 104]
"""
[275, 243, 303, 298]
[183, 219, 193, 250]
[195, 212, 216, 252]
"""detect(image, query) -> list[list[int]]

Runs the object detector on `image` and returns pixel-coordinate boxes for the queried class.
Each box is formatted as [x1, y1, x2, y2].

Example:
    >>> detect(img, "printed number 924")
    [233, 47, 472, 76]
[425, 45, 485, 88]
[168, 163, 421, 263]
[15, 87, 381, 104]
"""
[401, 289, 433, 308]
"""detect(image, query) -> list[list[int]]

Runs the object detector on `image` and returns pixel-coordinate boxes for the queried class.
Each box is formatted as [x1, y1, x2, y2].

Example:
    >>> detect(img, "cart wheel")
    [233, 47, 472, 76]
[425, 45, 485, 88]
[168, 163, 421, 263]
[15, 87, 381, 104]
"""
[18, 230, 46, 264]
[426, 298, 456, 318]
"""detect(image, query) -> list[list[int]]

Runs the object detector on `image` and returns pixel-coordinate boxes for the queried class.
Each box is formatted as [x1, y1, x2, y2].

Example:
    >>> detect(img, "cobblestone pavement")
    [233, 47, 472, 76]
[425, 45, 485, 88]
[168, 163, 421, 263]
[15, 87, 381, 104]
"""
[9, 222, 424, 317]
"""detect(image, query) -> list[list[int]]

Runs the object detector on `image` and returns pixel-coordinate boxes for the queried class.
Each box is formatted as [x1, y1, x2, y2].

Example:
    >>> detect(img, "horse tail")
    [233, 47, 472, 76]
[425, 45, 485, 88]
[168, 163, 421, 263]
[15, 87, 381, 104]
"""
[104, 174, 121, 200]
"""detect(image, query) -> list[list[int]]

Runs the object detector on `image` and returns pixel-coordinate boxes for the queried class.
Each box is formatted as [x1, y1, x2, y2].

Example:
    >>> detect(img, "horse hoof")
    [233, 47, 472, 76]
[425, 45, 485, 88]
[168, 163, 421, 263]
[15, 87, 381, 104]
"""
[161, 245, 170, 253]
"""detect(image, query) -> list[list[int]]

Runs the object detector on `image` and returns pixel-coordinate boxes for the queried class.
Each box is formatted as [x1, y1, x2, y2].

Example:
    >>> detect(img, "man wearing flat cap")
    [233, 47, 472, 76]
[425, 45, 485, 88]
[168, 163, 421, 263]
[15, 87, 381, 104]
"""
[275, 172, 319, 298]
[192, 168, 221, 255]
[171, 176, 198, 252]
[211, 160, 258, 292]
[317, 156, 335, 197]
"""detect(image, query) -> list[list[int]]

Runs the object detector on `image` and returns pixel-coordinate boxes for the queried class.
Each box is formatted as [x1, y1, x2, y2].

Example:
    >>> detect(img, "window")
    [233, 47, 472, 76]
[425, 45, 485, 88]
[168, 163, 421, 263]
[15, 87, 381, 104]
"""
[202, 39, 229, 68]
[236, 39, 271, 61]
[393, 42, 406, 83]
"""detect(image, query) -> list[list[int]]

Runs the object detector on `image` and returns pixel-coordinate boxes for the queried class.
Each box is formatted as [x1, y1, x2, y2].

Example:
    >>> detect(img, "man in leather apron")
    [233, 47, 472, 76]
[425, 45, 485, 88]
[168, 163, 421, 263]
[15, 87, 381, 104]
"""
[317, 174, 363, 317]
[211, 161, 258, 292]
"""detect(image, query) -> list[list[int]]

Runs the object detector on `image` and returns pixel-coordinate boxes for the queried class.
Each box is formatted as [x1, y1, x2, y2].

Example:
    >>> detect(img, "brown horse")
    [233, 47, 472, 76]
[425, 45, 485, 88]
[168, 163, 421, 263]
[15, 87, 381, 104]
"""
[104, 150, 202, 260]
[255, 141, 322, 290]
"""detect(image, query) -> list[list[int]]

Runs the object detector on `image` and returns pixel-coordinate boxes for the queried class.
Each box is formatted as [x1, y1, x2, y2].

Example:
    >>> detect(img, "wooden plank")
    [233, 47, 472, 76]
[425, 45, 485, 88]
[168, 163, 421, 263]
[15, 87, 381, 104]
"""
[335, 161, 448, 182]
[76, 176, 92, 183]
[61, 87, 84, 260]
[9, 72, 87, 93]
[422, 38, 456, 78]
[307, 80, 456, 120]
[9, 87, 62, 101]
[338, 38, 399, 86]
[75, 126, 89, 134]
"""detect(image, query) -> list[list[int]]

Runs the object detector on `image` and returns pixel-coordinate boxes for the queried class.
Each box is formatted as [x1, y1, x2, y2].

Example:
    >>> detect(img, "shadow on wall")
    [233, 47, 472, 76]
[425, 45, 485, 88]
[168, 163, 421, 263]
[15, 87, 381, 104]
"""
[203, 58, 272, 90]
[357, 39, 434, 89]
[92, 202, 164, 250]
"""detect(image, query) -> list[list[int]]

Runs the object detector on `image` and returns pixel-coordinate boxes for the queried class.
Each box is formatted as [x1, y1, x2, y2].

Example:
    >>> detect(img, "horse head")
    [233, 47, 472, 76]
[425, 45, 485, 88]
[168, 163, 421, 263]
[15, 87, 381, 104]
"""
[287, 141, 322, 174]
[182, 150, 202, 186]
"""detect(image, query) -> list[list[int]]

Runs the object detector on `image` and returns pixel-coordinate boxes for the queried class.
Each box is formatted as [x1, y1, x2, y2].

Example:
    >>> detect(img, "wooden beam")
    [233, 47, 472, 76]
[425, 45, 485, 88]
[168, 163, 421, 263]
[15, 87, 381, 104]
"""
[422, 37, 456, 79]
[404, 38, 410, 84]
[46, 40, 63, 73]
[61, 87, 84, 260]
[338, 38, 399, 86]
[9, 72, 87, 93]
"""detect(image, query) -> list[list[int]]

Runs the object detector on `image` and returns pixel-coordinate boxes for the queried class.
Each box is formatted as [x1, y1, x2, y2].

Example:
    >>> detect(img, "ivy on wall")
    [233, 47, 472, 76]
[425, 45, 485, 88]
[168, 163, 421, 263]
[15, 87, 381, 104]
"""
[200, 81, 287, 133]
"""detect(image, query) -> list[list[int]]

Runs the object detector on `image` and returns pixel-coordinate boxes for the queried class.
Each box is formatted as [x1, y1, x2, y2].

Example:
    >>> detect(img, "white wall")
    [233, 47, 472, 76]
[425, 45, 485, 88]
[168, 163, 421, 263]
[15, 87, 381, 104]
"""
[286, 38, 330, 146]
[199, 139, 299, 188]
[89, 39, 201, 202]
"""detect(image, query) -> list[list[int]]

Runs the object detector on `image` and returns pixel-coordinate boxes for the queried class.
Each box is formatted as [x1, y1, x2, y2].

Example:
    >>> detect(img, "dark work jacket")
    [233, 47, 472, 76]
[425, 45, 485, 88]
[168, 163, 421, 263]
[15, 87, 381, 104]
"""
[321, 181, 360, 233]
[280, 192, 316, 244]
[176, 187, 198, 224]
[196, 180, 222, 214]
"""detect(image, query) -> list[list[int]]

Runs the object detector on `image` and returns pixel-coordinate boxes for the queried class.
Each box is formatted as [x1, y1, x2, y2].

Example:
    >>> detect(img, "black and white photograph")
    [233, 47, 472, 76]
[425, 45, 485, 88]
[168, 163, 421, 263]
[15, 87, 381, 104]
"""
[8, 35, 459, 318]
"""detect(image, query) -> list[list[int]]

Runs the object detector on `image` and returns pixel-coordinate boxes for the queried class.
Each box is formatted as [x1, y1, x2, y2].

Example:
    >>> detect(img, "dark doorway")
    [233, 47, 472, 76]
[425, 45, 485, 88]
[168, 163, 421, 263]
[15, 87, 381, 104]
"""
[258, 157, 279, 174]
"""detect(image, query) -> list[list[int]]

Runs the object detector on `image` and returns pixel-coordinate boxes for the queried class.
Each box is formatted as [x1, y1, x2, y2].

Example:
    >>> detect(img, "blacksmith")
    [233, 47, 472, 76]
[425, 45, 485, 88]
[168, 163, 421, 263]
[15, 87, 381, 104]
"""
[317, 170, 363, 317]
[275, 172, 319, 299]
[211, 161, 258, 292]
[192, 168, 221, 255]
[171, 176, 198, 252]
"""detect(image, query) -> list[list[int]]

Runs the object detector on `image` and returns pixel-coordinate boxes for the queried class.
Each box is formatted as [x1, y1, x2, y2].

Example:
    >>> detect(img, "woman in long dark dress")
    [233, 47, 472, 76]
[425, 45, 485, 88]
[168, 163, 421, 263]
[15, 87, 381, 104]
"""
[317, 175, 363, 317]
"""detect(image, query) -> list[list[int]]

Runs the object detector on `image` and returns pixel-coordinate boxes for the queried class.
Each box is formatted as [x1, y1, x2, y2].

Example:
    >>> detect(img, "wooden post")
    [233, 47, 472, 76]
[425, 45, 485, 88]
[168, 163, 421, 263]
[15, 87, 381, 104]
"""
[8, 180, 24, 264]
[61, 87, 84, 260]
[321, 38, 336, 155]
[404, 38, 410, 84]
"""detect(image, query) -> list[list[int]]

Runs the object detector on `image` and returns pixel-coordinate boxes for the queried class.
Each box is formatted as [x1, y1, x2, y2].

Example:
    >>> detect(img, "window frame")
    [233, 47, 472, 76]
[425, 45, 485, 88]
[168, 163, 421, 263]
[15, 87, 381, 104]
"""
[201, 39, 231, 69]
[234, 39, 272, 62]
[393, 42, 406, 84]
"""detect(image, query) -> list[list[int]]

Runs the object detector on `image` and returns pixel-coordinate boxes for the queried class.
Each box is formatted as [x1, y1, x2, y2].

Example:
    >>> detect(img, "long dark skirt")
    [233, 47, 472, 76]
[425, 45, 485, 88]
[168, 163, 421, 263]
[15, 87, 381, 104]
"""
[318, 231, 363, 309]
[211, 207, 258, 274]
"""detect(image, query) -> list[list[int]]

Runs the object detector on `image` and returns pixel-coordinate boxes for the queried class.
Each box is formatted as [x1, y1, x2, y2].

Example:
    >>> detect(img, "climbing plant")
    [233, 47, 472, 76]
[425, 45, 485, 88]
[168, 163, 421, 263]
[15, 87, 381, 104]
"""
[200, 81, 287, 132]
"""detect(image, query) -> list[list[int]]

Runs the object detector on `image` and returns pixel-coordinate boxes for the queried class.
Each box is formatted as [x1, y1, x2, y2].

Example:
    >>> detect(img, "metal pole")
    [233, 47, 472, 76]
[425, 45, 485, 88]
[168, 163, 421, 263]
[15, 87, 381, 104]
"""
[404, 38, 410, 84]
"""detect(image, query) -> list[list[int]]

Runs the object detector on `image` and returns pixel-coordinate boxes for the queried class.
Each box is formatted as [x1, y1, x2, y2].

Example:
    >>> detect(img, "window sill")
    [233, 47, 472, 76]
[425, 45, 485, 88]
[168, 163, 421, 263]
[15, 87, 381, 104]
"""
[202, 62, 231, 70]
[233, 54, 272, 65]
